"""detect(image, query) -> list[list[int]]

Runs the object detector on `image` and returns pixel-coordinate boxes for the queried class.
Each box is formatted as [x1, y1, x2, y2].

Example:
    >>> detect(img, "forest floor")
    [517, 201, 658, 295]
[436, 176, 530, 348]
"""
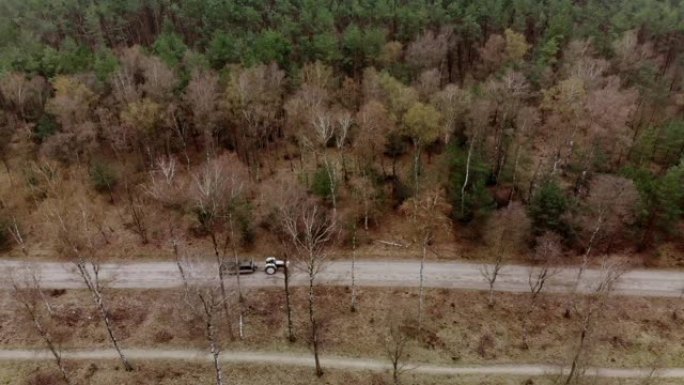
[1, 160, 683, 269]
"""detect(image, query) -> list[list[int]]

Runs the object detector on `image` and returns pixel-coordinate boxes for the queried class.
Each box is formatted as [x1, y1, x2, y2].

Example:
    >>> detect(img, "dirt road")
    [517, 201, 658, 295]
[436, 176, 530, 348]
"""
[0, 348, 680, 379]
[1, 259, 683, 297]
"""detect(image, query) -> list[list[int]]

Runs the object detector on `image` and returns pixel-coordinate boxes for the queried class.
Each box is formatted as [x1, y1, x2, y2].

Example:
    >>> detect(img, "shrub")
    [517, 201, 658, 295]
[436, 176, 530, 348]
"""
[0, 215, 10, 251]
[528, 179, 569, 235]
[89, 161, 118, 194]
[311, 166, 337, 203]
[235, 202, 255, 247]
[34, 114, 58, 142]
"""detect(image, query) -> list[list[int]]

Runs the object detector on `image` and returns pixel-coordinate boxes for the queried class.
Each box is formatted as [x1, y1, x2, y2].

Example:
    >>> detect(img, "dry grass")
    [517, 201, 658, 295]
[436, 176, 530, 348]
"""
[1, 287, 683, 369]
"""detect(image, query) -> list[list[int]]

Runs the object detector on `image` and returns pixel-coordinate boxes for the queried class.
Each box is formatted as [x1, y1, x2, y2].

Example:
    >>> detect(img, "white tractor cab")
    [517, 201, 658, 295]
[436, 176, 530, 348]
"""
[264, 256, 288, 275]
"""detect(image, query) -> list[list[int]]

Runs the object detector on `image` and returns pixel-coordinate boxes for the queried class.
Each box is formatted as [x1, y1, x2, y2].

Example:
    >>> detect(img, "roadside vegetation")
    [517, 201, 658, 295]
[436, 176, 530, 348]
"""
[3, 287, 683, 368]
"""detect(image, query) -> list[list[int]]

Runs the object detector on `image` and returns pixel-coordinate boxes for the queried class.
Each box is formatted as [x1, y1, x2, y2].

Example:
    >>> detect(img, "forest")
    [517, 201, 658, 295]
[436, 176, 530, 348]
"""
[0, 0, 683, 261]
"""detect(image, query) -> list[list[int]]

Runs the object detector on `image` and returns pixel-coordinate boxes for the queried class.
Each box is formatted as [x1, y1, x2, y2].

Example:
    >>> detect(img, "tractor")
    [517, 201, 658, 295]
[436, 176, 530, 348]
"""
[264, 256, 288, 275]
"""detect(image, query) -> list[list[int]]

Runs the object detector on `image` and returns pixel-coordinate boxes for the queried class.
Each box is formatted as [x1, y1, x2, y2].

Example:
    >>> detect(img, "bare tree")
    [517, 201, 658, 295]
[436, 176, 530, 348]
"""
[145, 155, 187, 208]
[50, 203, 133, 371]
[522, 232, 562, 349]
[225, 63, 285, 175]
[280, 202, 336, 376]
[280, 245, 296, 342]
[573, 175, 639, 291]
[350, 224, 358, 313]
[0, 72, 47, 119]
[139, 55, 177, 102]
[261, 174, 308, 342]
[174, 248, 228, 385]
[335, 109, 353, 179]
[311, 108, 335, 149]
[480, 203, 530, 308]
[431, 84, 472, 144]
[480, 248, 505, 308]
[383, 311, 411, 385]
[44, 76, 98, 164]
[11, 268, 73, 385]
[400, 189, 450, 331]
[509, 106, 540, 203]
[405, 29, 450, 72]
[191, 154, 248, 339]
[7, 216, 27, 256]
[318, 156, 338, 214]
[480, 227, 510, 307]
[355, 99, 394, 167]
[335, 110, 352, 149]
[185, 69, 221, 154]
[563, 259, 626, 385]
[461, 99, 489, 217]
[351, 175, 378, 231]
[124, 183, 149, 244]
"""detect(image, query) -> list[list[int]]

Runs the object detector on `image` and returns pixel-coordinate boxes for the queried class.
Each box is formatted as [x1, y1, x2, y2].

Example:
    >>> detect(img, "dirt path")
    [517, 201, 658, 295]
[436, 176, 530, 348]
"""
[0, 348, 680, 379]
[1, 259, 683, 297]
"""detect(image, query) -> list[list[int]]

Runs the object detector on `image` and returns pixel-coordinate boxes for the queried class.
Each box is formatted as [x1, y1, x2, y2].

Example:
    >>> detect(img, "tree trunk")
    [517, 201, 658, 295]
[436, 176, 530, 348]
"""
[351, 229, 358, 313]
[461, 139, 475, 217]
[509, 146, 521, 205]
[94, 289, 133, 371]
[574, 212, 604, 293]
[206, 311, 224, 385]
[19, 298, 72, 385]
[392, 155, 397, 177]
[393, 362, 400, 385]
[211, 232, 235, 341]
[418, 239, 427, 332]
[488, 284, 495, 308]
[308, 272, 323, 377]
[230, 215, 245, 339]
[564, 314, 590, 385]
[324, 156, 337, 218]
[77, 263, 133, 371]
[413, 143, 421, 193]
[284, 256, 295, 342]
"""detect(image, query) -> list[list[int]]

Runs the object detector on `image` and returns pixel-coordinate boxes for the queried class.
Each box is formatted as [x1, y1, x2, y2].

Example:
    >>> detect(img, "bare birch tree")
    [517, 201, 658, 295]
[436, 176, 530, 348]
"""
[50, 203, 133, 371]
[311, 108, 340, 216]
[461, 100, 489, 217]
[564, 259, 626, 385]
[522, 232, 562, 349]
[191, 154, 248, 339]
[174, 249, 228, 385]
[262, 174, 308, 342]
[383, 311, 411, 385]
[480, 204, 527, 308]
[280, 202, 336, 377]
[573, 175, 638, 294]
[12, 268, 73, 385]
[335, 109, 353, 179]
[401, 189, 450, 331]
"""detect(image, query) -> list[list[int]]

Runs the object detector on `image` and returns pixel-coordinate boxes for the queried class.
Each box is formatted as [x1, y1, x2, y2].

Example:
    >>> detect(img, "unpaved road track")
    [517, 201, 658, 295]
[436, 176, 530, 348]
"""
[0, 348, 681, 379]
[1, 259, 683, 297]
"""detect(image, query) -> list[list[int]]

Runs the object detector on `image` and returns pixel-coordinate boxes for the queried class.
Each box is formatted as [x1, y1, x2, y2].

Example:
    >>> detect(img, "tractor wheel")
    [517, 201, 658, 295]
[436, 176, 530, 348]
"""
[265, 265, 277, 275]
